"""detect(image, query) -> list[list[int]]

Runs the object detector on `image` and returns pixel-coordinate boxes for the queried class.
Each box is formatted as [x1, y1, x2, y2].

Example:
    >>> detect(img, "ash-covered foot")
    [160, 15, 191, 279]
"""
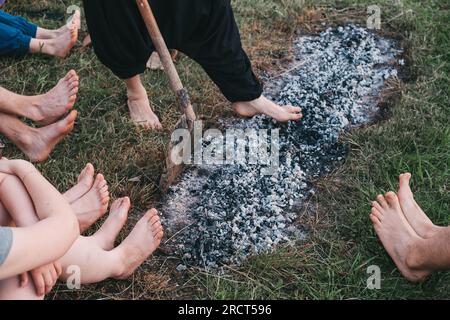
[114, 209, 163, 280]
[370, 192, 430, 282]
[92, 197, 130, 250]
[233, 95, 302, 122]
[63, 163, 95, 204]
[126, 83, 162, 130]
[18, 110, 77, 162]
[71, 174, 110, 233]
[396, 173, 444, 238]
[32, 70, 79, 126]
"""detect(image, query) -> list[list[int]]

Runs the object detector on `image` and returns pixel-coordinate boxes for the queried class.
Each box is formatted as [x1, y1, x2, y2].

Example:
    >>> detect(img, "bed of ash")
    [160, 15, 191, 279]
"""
[159, 25, 403, 271]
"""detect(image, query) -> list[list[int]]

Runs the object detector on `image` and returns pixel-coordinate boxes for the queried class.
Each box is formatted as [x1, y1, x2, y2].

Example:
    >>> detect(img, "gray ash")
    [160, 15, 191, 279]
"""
[160, 25, 402, 270]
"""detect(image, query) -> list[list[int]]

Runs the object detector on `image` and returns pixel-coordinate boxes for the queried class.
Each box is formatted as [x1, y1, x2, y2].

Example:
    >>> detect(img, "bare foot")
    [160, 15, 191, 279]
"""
[127, 87, 163, 130]
[370, 192, 430, 282]
[63, 163, 95, 204]
[37, 10, 81, 39]
[71, 174, 110, 233]
[92, 197, 130, 250]
[30, 70, 79, 126]
[233, 95, 302, 122]
[114, 208, 163, 279]
[396, 173, 444, 239]
[30, 21, 78, 58]
[18, 110, 77, 162]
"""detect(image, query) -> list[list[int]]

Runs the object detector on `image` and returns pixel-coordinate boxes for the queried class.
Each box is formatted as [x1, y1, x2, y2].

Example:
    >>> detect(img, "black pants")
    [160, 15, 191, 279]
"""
[83, 0, 263, 103]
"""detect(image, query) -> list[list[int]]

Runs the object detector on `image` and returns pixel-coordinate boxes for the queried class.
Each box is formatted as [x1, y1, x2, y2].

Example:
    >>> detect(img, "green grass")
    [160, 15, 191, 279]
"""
[1, 0, 449, 299]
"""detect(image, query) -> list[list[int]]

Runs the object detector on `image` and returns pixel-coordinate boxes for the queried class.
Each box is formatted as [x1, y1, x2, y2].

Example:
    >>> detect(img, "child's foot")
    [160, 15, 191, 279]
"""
[370, 192, 430, 282]
[396, 173, 444, 239]
[233, 95, 302, 122]
[92, 197, 130, 250]
[18, 110, 77, 162]
[63, 163, 95, 204]
[71, 174, 110, 233]
[114, 209, 164, 279]
[127, 87, 163, 130]
[30, 70, 79, 126]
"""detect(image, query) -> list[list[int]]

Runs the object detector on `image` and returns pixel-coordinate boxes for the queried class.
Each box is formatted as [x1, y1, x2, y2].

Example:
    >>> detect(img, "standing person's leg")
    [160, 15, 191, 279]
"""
[124, 75, 162, 130]
[0, 70, 79, 125]
[0, 111, 77, 162]
[83, 0, 163, 130]
[183, 0, 302, 122]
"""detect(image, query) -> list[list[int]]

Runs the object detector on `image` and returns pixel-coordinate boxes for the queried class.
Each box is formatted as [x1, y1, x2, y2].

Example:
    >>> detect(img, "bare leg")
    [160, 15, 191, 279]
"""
[0, 111, 77, 162]
[233, 95, 302, 122]
[63, 163, 95, 204]
[0, 277, 43, 300]
[0, 196, 162, 299]
[124, 75, 162, 130]
[29, 17, 78, 58]
[59, 203, 163, 284]
[396, 173, 445, 238]
[70, 174, 110, 233]
[0, 71, 79, 125]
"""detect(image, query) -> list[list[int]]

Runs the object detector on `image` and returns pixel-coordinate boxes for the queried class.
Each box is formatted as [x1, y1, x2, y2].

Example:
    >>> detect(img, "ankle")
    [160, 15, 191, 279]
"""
[110, 246, 129, 278]
[405, 241, 425, 270]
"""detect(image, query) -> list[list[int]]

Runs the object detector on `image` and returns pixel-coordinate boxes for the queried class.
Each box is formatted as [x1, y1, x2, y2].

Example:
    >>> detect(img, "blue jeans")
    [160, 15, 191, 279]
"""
[0, 10, 37, 55]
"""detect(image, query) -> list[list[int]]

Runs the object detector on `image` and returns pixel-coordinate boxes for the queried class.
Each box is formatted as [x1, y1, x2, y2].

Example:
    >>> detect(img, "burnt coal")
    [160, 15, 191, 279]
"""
[160, 25, 402, 270]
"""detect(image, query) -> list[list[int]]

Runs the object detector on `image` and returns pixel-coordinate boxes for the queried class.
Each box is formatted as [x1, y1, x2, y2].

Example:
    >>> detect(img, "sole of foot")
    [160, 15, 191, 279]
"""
[35, 70, 79, 126]
[63, 163, 95, 204]
[21, 110, 77, 162]
[396, 173, 444, 239]
[114, 208, 164, 280]
[233, 95, 302, 122]
[93, 197, 130, 250]
[71, 174, 110, 233]
[370, 192, 430, 282]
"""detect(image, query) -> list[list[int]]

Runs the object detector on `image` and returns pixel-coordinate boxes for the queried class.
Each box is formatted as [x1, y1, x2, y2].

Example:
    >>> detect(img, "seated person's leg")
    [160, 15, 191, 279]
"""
[1, 192, 163, 299]
[0, 70, 79, 125]
[0, 9, 37, 38]
[0, 110, 77, 162]
[35, 10, 81, 40]
[83, 0, 162, 130]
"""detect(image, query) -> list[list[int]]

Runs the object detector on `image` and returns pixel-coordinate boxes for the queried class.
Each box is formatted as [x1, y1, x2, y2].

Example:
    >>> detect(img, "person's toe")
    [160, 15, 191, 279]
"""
[288, 113, 303, 121]
[371, 207, 383, 221]
[94, 174, 105, 187]
[376, 194, 388, 209]
[385, 192, 401, 209]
